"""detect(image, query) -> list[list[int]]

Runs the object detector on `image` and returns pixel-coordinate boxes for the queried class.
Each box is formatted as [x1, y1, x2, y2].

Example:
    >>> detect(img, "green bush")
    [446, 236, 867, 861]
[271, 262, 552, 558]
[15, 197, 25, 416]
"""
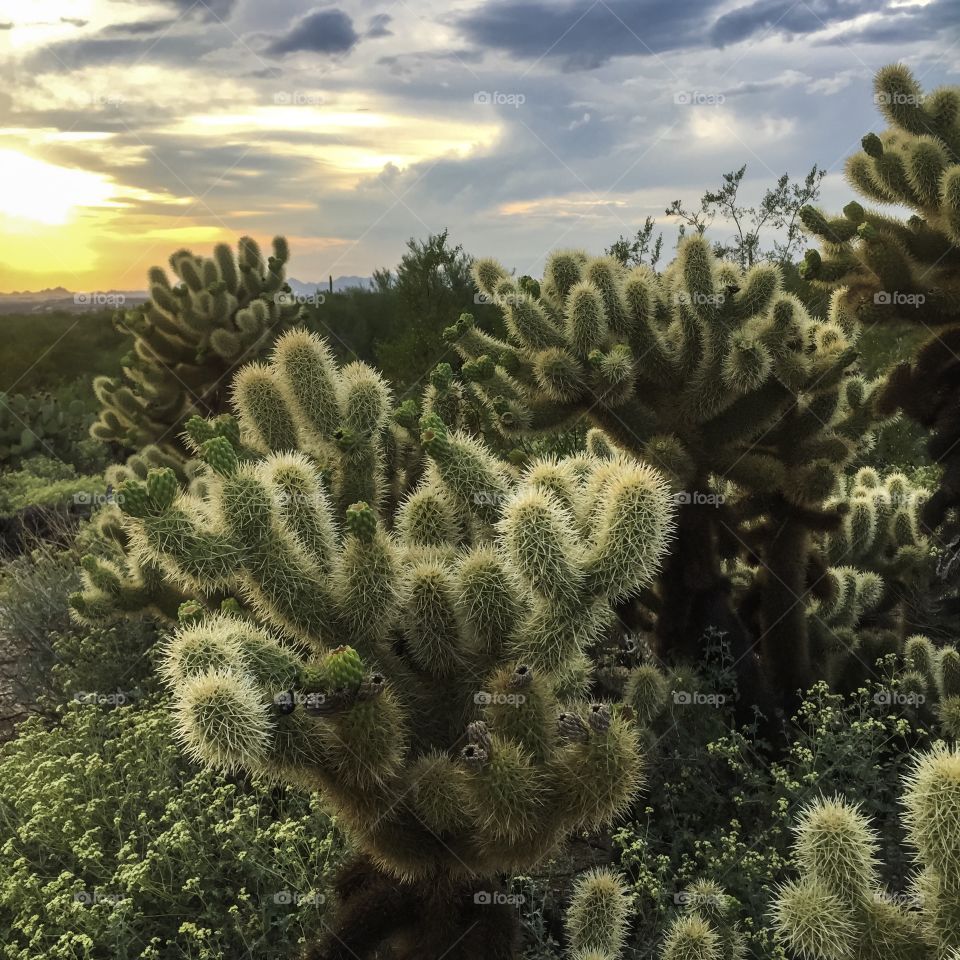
[0, 312, 127, 394]
[609, 647, 935, 958]
[0, 703, 343, 960]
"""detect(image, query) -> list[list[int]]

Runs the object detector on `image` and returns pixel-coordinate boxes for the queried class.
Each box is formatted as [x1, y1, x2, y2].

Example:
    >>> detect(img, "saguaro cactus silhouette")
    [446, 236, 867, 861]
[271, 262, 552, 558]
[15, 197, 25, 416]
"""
[90, 236, 301, 457]
[76, 329, 675, 959]
[443, 237, 876, 703]
[799, 64, 960, 530]
[773, 743, 960, 959]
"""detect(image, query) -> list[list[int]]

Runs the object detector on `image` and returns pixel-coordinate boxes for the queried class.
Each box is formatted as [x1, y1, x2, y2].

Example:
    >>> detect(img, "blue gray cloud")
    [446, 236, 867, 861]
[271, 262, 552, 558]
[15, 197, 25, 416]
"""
[265, 8, 359, 56]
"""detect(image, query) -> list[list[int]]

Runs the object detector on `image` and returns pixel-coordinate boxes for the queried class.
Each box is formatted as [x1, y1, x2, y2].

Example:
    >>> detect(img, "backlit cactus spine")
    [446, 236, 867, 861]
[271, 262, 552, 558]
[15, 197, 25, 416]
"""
[773, 743, 960, 960]
[90, 236, 301, 457]
[798, 64, 960, 529]
[445, 237, 876, 701]
[90, 329, 675, 958]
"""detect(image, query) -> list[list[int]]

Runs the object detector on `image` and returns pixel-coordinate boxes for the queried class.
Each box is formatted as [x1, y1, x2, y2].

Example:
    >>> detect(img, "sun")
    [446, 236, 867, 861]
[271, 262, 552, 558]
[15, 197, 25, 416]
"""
[0, 149, 119, 226]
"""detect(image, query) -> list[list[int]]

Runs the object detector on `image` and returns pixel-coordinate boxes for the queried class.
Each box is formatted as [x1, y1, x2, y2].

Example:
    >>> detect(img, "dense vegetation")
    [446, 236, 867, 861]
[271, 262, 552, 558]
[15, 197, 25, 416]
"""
[1, 64, 958, 960]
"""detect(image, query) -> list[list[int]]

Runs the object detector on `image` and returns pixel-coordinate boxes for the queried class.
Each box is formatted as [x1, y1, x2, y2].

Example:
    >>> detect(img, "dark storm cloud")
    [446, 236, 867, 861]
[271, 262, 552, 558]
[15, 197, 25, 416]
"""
[264, 9, 359, 56]
[367, 14, 393, 38]
[709, 0, 875, 46]
[457, 0, 721, 69]
[816, 0, 960, 45]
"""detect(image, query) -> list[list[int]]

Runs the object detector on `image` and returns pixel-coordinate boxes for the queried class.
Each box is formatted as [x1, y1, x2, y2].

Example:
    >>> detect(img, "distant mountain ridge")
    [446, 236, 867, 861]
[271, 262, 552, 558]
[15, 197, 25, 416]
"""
[0, 276, 374, 314]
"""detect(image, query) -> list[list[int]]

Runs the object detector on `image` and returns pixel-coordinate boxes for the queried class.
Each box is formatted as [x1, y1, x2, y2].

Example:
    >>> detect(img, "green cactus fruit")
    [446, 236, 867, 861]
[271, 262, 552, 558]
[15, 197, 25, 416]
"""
[202, 436, 238, 477]
[146, 467, 179, 510]
[324, 645, 365, 691]
[117, 479, 152, 518]
[345, 501, 377, 543]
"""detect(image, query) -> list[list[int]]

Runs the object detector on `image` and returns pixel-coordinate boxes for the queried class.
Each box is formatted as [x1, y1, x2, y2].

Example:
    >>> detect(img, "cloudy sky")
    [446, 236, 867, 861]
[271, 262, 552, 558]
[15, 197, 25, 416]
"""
[0, 0, 957, 291]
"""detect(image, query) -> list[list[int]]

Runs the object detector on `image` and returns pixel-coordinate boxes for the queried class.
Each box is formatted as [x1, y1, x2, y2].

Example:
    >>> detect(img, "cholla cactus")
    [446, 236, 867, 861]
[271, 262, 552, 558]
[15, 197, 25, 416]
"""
[798, 64, 960, 529]
[566, 867, 632, 960]
[90, 236, 301, 457]
[86, 329, 674, 957]
[661, 881, 746, 960]
[445, 237, 876, 700]
[901, 634, 960, 738]
[772, 743, 960, 959]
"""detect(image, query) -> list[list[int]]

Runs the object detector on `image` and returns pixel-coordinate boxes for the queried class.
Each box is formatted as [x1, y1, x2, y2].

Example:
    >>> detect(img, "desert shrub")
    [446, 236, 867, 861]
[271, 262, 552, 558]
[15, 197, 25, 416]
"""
[0, 703, 343, 960]
[0, 383, 107, 473]
[0, 311, 127, 394]
[608, 647, 935, 958]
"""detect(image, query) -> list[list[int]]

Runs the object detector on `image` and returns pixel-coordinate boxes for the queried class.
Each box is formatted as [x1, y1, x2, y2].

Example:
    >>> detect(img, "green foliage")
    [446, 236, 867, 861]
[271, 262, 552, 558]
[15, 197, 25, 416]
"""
[0, 457, 104, 519]
[0, 385, 105, 471]
[0, 311, 126, 393]
[0, 703, 342, 960]
[611, 642, 938, 959]
[773, 743, 960, 960]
